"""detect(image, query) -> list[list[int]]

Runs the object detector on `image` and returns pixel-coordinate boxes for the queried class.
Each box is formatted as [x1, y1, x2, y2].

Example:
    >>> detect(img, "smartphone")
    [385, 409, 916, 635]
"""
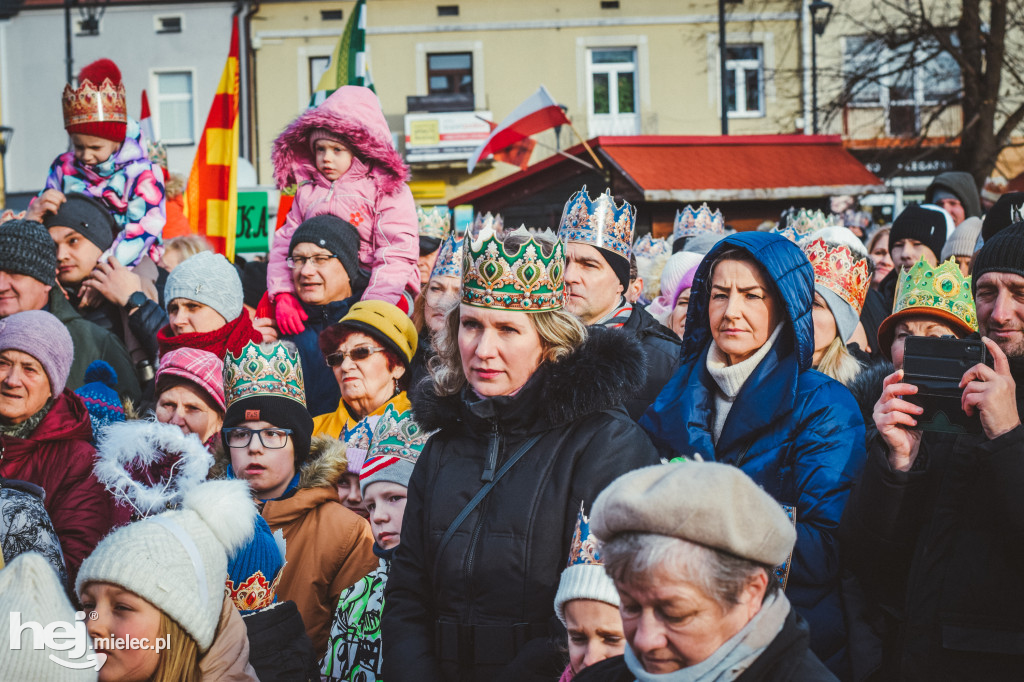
[902, 336, 990, 435]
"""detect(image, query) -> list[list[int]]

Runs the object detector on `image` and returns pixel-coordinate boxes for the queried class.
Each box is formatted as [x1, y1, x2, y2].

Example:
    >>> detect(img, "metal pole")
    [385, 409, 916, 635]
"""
[64, 0, 73, 83]
[811, 17, 819, 135]
[718, 0, 729, 135]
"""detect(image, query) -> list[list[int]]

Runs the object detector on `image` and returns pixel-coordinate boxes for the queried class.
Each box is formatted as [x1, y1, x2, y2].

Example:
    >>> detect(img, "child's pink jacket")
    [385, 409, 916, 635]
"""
[269, 86, 419, 304]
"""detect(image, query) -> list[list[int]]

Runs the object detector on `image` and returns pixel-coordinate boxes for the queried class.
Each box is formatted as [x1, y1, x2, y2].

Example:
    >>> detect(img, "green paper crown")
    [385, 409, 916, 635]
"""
[224, 341, 307, 409]
[893, 257, 977, 332]
[367, 404, 434, 462]
[461, 226, 566, 312]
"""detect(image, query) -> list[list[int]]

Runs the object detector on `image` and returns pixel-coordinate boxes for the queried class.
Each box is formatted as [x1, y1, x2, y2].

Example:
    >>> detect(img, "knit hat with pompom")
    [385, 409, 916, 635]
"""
[75, 360, 126, 442]
[75, 479, 257, 652]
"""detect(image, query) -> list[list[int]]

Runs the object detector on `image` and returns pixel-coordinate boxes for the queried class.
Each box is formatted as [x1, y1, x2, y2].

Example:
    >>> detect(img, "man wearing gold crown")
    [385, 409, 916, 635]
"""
[558, 188, 681, 420]
[842, 222, 1024, 681]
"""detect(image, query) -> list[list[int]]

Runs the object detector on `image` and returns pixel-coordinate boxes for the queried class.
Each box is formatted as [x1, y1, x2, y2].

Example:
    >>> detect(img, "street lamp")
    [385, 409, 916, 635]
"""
[0, 126, 12, 209]
[809, 0, 834, 135]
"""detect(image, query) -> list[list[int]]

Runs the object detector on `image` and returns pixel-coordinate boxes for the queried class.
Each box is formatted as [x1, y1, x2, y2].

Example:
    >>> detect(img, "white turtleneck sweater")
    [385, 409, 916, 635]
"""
[705, 323, 784, 444]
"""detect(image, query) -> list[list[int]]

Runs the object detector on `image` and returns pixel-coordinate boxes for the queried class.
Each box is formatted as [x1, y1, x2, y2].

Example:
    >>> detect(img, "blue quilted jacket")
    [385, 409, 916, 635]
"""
[639, 231, 866, 677]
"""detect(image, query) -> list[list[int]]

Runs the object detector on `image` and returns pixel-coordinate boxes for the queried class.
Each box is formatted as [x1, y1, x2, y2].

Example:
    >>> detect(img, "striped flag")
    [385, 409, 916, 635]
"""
[310, 0, 373, 107]
[467, 86, 569, 173]
[185, 16, 240, 259]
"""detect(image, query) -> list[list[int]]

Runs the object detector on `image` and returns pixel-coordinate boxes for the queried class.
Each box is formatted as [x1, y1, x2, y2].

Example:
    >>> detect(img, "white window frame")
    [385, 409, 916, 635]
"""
[586, 47, 637, 117]
[575, 35, 650, 137]
[724, 45, 765, 118]
[297, 45, 335, 109]
[705, 32, 776, 119]
[149, 68, 198, 146]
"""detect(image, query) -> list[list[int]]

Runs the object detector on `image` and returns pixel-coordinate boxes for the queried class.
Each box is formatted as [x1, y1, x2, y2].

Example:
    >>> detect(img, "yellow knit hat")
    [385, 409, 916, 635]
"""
[334, 300, 418, 365]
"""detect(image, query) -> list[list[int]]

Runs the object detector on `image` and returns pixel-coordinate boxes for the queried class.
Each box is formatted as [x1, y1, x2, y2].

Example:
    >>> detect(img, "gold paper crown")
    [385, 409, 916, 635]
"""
[461, 226, 565, 312]
[62, 77, 127, 129]
[803, 237, 872, 314]
[774, 208, 842, 244]
[417, 206, 450, 241]
[223, 342, 307, 409]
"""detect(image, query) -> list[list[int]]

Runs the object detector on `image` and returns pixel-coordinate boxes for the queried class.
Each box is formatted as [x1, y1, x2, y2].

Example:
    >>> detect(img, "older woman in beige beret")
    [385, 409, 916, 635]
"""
[574, 462, 837, 682]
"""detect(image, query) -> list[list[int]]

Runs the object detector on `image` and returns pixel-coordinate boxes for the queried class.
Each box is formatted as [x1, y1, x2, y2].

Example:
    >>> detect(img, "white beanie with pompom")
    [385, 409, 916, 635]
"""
[75, 479, 256, 652]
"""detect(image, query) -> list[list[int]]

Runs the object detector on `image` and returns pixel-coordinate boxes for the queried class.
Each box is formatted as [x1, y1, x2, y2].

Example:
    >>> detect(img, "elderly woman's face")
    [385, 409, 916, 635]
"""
[708, 259, 781, 366]
[424, 275, 461, 334]
[0, 349, 53, 424]
[616, 568, 763, 674]
[156, 384, 223, 444]
[332, 331, 405, 415]
[458, 304, 545, 397]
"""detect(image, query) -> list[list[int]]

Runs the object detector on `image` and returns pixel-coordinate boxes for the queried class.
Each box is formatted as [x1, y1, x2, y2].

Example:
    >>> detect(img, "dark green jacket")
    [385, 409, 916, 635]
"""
[48, 289, 141, 403]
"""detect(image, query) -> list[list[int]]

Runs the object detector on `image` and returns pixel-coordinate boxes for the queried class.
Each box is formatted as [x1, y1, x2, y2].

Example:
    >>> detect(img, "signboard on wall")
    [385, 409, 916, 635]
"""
[404, 111, 492, 163]
[236, 191, 270, 253]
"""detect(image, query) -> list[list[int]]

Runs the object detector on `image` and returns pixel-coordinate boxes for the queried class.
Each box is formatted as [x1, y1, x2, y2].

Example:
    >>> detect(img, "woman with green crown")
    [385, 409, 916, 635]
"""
[382, 226, 659, 681]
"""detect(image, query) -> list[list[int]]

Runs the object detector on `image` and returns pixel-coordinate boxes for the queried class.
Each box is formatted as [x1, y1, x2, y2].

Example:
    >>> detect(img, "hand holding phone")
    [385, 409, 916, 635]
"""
[959, 337, 1021, 440]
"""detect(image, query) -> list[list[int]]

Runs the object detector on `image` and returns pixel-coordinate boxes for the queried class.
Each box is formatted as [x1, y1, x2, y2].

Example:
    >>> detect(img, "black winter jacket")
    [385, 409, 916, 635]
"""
[616, 304, 681, 420]
[382, 327, 660, 682]
[840, 361, 1024, 681]
[574, 609, 836, 682]
[242, 599, 319, 682]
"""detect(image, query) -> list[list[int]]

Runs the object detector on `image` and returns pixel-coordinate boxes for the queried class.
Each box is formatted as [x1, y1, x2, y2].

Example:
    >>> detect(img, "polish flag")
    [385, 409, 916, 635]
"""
[467, 85, 569, 173]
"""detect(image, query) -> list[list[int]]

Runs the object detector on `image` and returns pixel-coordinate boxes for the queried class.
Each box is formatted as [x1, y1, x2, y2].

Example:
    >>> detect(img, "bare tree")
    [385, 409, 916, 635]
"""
[827, 0, 1024, 185]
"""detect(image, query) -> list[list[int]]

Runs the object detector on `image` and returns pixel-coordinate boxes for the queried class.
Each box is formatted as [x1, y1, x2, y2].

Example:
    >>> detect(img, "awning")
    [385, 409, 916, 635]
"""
[450, 134, 883, 207]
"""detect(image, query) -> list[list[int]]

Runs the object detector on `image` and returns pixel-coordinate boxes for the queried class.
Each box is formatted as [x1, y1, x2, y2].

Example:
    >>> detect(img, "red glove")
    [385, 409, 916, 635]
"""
[255, 291, 274, 320]
[273, 293, 308, 335]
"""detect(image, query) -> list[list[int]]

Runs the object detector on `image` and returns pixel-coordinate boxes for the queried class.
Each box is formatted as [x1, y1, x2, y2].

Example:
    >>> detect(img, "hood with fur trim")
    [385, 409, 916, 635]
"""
[411, 325, 649, 434]
[272, 85, 408, 195]
[211, 435, 348, 491]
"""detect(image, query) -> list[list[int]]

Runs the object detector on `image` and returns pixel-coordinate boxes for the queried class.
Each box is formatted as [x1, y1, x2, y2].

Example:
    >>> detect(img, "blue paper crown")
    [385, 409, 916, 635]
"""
[558, 186, 635, 261]
[673, 203, 725, 243]
[772, 207, 843, 244]
[429, 231, 464, 280]
[566, 502, 603, 568]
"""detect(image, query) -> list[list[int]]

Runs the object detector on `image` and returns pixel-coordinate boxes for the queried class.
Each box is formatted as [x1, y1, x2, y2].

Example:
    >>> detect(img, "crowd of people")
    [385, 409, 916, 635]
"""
[1, 56, 1023, 682]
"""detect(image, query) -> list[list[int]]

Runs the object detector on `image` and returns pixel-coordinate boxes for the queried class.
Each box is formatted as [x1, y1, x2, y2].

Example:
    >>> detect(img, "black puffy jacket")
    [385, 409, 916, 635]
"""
[616, 304, 681, 420]
[382, 327, 660, 682]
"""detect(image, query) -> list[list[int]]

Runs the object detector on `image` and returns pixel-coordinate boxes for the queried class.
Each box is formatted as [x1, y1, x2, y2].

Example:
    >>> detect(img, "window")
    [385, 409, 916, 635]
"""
[153, 71, 195, 145]
[437, 5, 459, 16]
[320, 9, 343, 21]
[309, 56, 331, 93]
[427, 53, 473, 96]
[725, 45, 764, 117]
[844, 35, 962, 136]
[587, 47, 639, 135]
[155, 15, 183, 34]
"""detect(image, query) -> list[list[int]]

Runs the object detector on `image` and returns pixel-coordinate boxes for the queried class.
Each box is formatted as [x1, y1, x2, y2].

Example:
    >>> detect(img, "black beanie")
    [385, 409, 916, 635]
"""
[223, 395, 315, 469]
[981, 192, 1024, 244]
[42, 193, 118, 252]
[596, 248, 630, 290]
[419, 235, 442, 256]
[289, 215, 360, 282]
[972, 221, 1024, 284]
[241, 260, 269, 310]
[890, 204, 949, 261]
[0, 219, 58, 285]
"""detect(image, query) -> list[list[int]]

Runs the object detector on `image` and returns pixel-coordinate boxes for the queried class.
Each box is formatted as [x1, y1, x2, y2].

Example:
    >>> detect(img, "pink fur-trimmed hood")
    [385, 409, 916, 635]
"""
[272, 85, 408, 195]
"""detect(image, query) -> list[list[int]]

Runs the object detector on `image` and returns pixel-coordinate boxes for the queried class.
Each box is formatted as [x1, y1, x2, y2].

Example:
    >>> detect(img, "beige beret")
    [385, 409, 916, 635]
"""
[591, 461, 796, 566]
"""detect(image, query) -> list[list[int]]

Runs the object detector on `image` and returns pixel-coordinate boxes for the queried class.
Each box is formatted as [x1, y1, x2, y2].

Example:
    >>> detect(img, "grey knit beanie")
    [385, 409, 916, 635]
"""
[0, 219, 58, 285]
[941, 216, 983, 260]
[164, 251, 244, 323]
[0, 310, 74, 394]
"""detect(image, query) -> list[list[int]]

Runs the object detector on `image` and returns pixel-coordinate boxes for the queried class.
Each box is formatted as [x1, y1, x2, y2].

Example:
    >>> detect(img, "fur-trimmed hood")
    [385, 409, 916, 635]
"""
[411, 325, 649, 434]
[211, 434, 348, 491]
[271, 85, 408, 195]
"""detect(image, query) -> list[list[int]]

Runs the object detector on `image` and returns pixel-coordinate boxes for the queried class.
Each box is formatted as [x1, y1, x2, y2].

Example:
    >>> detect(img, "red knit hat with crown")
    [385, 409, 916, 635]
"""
[62, 59, 127, 142]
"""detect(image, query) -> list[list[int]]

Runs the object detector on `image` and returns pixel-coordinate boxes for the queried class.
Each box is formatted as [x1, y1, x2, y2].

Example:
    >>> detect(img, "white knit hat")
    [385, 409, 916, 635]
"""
[0, 552, 98, 681]
[941, 216, 983, 260]
[75, 480, 256, 652]
[553, 504, 620, 626]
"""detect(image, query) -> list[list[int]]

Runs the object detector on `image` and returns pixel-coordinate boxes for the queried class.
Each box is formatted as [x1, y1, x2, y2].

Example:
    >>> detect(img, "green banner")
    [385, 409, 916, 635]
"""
[236, 191, 269, 253]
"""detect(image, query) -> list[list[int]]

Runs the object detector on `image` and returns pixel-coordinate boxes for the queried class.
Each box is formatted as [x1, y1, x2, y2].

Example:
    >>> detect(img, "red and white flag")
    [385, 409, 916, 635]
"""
[467, 85, 569, 173]
[139, 90, 155, 145]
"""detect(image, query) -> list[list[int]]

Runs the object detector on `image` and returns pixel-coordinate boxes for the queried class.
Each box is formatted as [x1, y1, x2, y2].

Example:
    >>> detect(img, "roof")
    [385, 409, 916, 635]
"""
[450, 135, 883, 207]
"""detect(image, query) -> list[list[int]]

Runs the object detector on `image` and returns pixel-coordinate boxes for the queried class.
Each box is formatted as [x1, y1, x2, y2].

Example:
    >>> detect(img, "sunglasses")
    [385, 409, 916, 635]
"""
[325, 346, 384, 367]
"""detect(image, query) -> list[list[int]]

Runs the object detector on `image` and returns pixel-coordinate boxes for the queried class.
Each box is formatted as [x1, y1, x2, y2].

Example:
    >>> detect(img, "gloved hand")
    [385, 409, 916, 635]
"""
[273, 292, 308, 335]
[255, 291, 274, 320]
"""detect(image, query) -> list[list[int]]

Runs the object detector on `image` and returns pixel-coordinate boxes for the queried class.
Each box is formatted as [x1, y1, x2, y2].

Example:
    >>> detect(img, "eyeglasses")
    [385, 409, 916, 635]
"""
[286, 254, 340, 269]
[326, 346, 384, 367]
[223, 427, 293, 449]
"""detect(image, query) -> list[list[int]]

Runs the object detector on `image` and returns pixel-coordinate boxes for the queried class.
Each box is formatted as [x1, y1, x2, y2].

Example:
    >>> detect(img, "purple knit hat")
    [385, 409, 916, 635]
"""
[668, 262, 701, 312]
[0, 310, 74, 394]
[156, 348, 226, 412]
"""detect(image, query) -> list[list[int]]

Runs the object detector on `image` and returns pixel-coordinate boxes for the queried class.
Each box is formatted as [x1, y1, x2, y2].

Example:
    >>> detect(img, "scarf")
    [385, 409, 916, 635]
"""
[623, 592, 791, 682]
[156, 312, 263, 360]
[598, 296, 634, 329]
[0, 400, 54, 439]
[705, 324, 783, 444]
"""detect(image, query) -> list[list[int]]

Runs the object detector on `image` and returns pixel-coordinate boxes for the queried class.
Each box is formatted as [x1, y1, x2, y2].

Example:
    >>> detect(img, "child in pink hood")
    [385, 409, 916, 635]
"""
[268, 86, 419, 334]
